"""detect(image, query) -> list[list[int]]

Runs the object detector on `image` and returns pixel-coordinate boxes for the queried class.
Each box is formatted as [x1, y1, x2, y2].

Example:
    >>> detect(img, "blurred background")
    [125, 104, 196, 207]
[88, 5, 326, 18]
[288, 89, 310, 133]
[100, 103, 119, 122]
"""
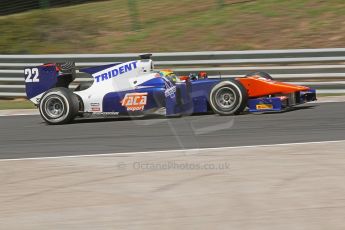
[0, 0, 344, 54]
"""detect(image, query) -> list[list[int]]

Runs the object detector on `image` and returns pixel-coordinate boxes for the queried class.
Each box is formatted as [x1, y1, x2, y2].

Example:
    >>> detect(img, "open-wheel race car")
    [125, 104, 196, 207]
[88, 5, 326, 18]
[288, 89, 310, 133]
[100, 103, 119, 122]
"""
[24, 54, 317, 125]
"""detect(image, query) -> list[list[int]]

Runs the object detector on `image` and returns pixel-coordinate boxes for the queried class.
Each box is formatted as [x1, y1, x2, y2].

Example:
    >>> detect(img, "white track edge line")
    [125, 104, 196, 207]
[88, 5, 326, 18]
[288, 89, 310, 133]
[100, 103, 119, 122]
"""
[0, 113, 39, 117]
[1, 139, 345, 162]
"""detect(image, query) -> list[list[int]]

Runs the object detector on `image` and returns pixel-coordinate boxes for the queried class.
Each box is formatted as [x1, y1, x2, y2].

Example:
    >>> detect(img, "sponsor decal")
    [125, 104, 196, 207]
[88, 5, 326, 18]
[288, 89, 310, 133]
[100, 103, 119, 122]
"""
[165, 85, 176, 98]
[94, 61, 137, 83]
[91, 102, 100, 112]
[256, 104, 273, 110]
[91, 107, 101, 112]
[92, 112, 120, 117]
[163, 77, 176, 99]
[121, 92, 148, 111]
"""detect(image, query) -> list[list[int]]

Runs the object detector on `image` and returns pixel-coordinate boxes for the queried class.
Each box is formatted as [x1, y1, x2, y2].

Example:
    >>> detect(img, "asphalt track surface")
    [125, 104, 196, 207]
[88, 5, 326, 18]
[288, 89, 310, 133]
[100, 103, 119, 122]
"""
[0, 102, 344, 160]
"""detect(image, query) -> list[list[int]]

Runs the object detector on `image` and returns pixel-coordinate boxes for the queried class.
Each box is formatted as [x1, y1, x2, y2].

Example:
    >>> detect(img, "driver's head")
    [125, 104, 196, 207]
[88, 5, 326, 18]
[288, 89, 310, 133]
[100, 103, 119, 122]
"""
[160, 70, 179, 83]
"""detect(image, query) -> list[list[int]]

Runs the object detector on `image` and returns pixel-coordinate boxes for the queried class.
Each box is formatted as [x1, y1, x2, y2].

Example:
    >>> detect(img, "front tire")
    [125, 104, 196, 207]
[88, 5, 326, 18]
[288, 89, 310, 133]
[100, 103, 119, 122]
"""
[39, 87, 79, 125]
[209, 80, 248, 115]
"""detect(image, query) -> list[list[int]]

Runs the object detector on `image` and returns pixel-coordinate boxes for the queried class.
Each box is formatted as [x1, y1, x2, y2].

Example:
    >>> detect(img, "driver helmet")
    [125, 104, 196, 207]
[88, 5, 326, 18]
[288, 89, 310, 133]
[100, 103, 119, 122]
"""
[160, 69, 179, 83]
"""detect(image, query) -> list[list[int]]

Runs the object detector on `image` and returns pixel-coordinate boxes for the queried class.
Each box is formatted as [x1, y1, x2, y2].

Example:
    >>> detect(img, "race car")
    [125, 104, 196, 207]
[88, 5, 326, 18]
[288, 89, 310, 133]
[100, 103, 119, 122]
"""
[24, 54, 316, 125]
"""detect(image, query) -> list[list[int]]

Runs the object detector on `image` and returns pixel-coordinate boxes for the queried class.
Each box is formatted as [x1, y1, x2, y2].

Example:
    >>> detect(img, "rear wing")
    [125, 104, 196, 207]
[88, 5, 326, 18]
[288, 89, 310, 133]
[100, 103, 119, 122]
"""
[25, 62, 76, 104]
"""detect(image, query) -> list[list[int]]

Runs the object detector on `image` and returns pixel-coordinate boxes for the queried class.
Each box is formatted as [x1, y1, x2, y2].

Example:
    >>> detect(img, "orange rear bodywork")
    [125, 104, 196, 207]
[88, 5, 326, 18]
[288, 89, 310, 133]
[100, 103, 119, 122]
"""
[236, 76, 310, 98]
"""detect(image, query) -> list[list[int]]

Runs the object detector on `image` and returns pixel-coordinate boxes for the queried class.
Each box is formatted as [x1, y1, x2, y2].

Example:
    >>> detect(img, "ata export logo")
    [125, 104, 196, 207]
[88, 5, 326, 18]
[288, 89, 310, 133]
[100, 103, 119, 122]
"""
[121, 92, 148, 111]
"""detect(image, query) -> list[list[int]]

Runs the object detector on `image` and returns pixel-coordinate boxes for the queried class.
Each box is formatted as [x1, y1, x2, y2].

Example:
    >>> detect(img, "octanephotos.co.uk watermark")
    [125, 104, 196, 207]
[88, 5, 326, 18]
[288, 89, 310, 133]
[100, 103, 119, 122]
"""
[117, 161, 231, 171]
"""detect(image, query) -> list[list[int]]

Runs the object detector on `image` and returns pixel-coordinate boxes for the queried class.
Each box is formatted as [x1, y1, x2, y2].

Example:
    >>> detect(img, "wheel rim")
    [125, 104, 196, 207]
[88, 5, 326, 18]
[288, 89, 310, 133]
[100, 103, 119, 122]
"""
[215, 87, 236, 109]
[45, 96, 65, 119]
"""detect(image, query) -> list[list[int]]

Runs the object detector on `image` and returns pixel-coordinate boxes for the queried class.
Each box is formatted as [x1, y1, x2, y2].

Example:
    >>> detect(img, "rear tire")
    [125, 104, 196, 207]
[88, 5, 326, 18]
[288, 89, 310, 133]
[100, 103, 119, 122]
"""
[209, 80, 248, 115]
[245, 71, 273, 80]
[39, 87, 79, 125]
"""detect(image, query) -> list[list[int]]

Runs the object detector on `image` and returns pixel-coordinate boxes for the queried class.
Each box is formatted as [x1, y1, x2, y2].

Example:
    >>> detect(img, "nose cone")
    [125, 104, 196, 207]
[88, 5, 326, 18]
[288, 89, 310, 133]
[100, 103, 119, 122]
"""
[237, 76, 311, 98]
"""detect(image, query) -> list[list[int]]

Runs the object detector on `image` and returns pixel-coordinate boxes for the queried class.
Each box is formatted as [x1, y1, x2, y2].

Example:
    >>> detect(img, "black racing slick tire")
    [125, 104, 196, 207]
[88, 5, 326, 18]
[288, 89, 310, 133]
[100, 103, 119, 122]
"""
[209, 80, 248, 115]
[245, 71, 273, 80]
[39, 87, 79, 125]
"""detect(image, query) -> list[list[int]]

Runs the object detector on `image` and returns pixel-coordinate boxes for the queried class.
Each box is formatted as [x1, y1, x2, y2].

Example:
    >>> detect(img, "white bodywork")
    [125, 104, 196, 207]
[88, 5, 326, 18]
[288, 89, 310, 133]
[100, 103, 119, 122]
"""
[74, 59, 156, 112]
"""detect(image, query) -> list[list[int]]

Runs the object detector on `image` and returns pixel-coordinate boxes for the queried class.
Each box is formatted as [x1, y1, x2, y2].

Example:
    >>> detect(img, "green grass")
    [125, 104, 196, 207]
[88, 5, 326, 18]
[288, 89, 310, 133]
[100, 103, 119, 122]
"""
[0, 100, 36, 110]
[0, 0, 344, 54]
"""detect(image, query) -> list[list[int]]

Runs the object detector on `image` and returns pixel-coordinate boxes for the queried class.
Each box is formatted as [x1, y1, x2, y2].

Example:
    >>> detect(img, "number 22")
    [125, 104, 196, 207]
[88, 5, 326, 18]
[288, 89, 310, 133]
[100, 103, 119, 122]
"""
[25, 68, 39, 83]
